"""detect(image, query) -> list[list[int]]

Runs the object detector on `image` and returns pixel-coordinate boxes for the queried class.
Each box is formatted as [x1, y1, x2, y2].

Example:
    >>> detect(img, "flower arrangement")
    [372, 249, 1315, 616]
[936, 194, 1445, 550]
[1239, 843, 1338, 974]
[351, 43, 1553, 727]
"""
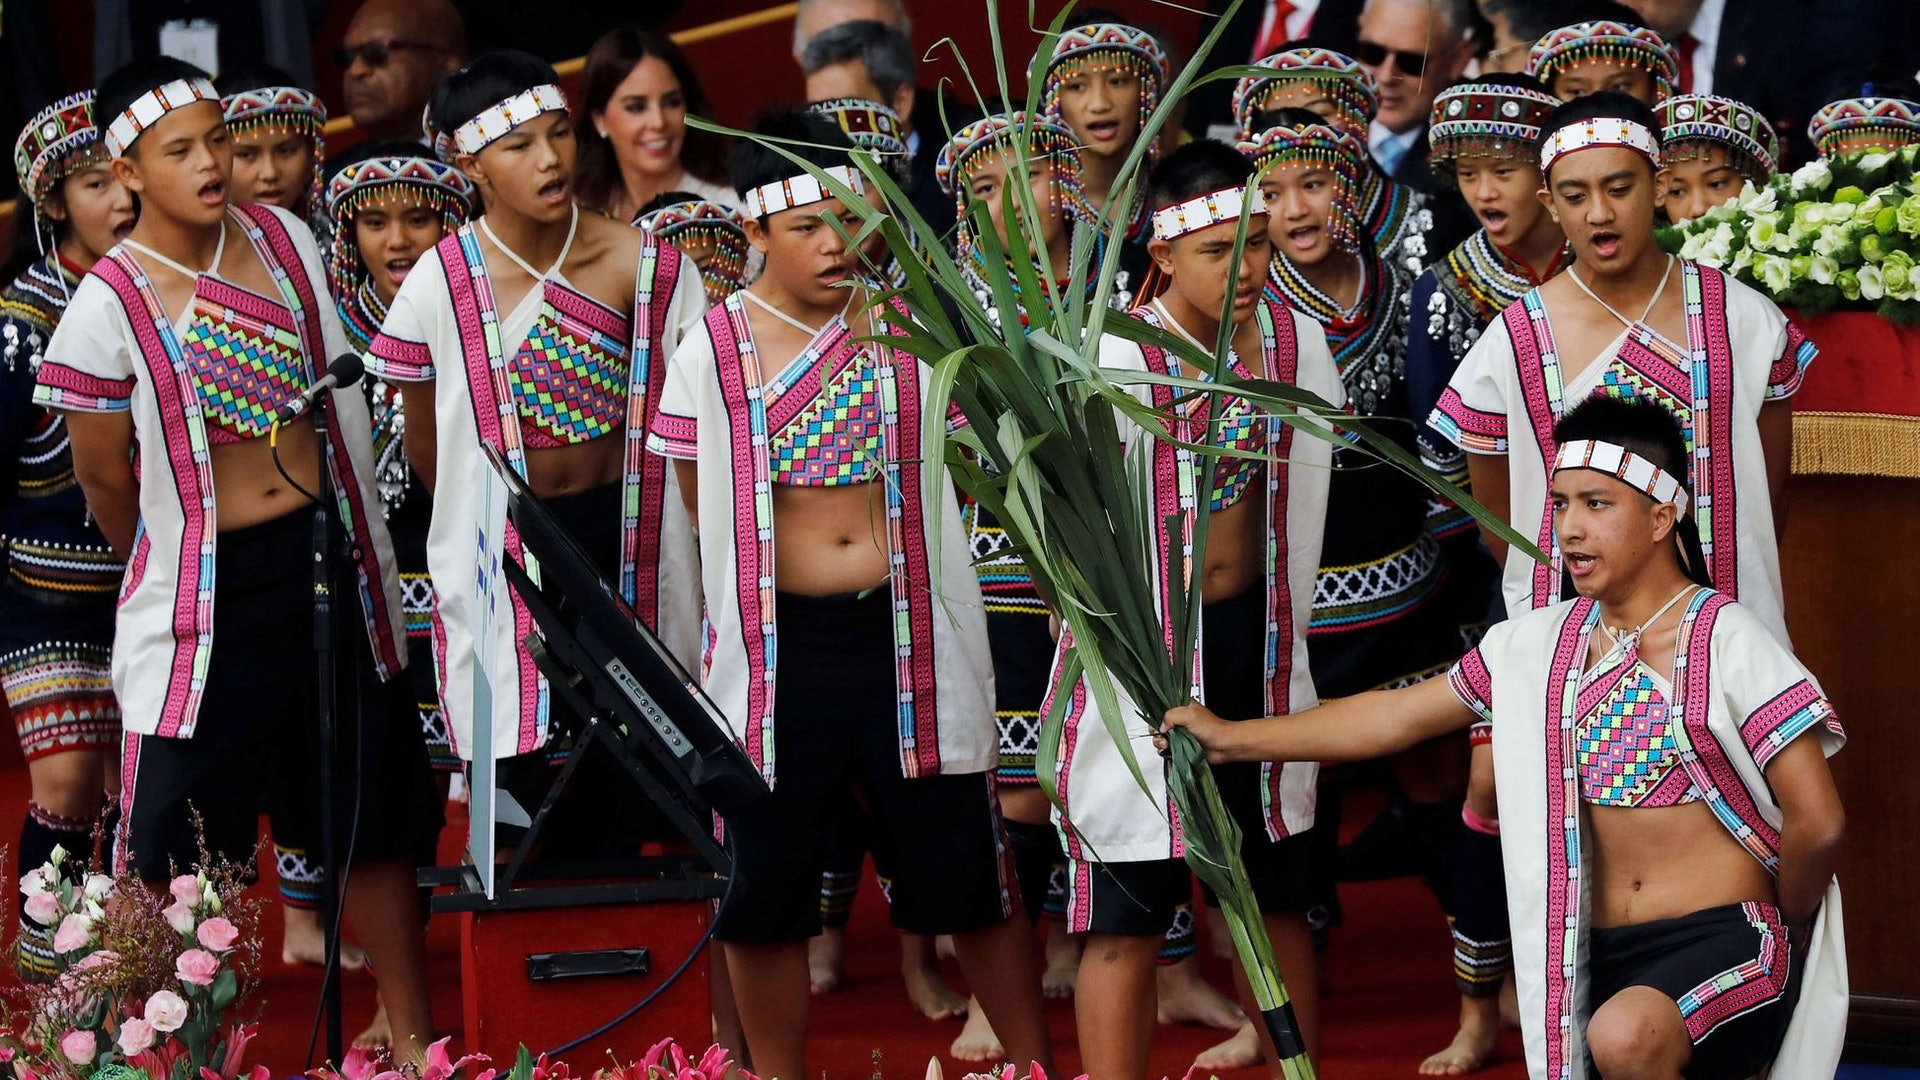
[4, 846, 263, 1080]
[1661, 143, 1920, 322]
[311, 1038, 753, 1080]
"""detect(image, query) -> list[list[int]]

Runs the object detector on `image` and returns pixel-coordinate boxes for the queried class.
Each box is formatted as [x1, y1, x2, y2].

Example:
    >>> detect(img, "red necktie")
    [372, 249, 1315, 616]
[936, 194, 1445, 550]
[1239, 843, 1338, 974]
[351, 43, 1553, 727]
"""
[1676, 33, 1699, 94]
[1253, 0, 1297, 61]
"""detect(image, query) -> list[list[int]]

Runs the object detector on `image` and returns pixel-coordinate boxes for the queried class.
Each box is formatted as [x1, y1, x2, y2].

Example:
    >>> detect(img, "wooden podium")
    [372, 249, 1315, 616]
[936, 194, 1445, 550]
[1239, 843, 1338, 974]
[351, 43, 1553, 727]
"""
[1780, 311, 1920, 1059]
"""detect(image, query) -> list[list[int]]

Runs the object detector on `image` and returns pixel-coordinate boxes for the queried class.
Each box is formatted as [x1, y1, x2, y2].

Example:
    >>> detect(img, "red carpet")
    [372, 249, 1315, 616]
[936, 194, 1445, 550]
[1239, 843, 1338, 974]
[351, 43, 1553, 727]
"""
[0, 734, 1526, 1079]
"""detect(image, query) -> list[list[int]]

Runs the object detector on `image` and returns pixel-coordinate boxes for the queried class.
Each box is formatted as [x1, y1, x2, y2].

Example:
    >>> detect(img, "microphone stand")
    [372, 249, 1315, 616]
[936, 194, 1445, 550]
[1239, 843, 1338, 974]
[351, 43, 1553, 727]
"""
[309, 390, 345, 1064]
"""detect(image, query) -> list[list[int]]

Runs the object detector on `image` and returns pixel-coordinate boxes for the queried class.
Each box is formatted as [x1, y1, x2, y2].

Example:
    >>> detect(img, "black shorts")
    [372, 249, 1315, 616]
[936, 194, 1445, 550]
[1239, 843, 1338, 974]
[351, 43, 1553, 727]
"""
[1063, 856, 1191, 937]
[1589, 902, 1802, 1080]
[712, 588, 1017, 943]
[120, 506, 442, 881]
[1197, 586, 1330, 915]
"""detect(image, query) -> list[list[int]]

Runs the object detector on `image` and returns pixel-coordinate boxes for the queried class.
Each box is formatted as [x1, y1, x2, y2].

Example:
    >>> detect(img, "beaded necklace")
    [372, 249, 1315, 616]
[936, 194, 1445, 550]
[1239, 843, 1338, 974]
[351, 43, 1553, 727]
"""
[1266, 246, 1408, 415]
[339, 277, 388, 353]
[1442, 230, 1576, 325]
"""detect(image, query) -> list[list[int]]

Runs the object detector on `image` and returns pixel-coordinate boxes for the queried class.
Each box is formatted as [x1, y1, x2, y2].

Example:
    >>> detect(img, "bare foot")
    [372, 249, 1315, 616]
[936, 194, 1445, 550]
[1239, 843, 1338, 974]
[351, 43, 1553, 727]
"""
[353, 1001, 392, 1050]
[1041, 920, 1081, 999]
[282, 905, 367, 970]
[809, 927, 845, 995]
[902, 944, 968, 1021]
[949, 999, 1003, 1063]
[1155, 956, 1245, 1029]
[1419, 1023, 1498, 1076]
[1193, 1020, 1262, 1073]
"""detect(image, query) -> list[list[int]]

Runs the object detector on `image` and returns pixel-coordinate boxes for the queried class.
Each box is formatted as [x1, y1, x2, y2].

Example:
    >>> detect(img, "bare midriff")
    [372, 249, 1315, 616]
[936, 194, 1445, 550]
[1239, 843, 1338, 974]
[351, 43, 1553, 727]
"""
[522, 437, 624, 498]
[210, 418, 321, 531]
[773, 480, 892, 595]
[1586, 801, 1777, 927]
[1201, 474, 1265, 603]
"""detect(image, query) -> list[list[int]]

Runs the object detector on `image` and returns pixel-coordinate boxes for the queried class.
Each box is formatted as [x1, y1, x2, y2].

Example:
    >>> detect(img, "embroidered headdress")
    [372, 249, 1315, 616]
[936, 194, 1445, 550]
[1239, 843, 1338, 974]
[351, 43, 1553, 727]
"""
[102, 76, 219, 158]
[1538, 116, 1662, 174]
[807, 98, 912, 182]
[1042, 23, 1168, 153]
[1427, 80, 1560, 169]
[1241, 120, 1364, 252]
[1656, 93, 1779, 182]
[1151, 184, 1262, 241]
[635, 199, 751, 306]
[1806, 96, 1920, 159]
[13, 92, 105, 209]
[430, 83, 570, 161]
[1526, 21, 1679, 101]
[1553, 439, 1689, 516]
[325, 153, 477, 308]
[222, 85, 329, 214]
[936, 111, 1087, 263]
[1232, 48, 1378, 143]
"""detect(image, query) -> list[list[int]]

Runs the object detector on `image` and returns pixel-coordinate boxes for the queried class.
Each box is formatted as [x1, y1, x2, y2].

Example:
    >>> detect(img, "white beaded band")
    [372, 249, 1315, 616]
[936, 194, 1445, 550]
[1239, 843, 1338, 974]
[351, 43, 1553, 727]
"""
[1150, 185, 1261, 240]
[452, 84, 569, 156]
[103, 77, 218, 159]
[1553, 439, 1689, 516]
[1538, 117, 1661, 174]
[744, 165, 866, 218]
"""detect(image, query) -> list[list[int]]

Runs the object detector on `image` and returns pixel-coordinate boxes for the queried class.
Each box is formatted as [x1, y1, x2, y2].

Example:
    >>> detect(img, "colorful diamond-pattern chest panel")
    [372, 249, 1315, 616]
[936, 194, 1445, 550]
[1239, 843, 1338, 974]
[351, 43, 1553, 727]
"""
[1576, 663, 1702, 807]
[770, 351, 884, 486]
[1596, 360, 1694, 450]
[178, 279, 309, 444]
[505, 282, 632, 449]
[1208, 394, 1263, 511]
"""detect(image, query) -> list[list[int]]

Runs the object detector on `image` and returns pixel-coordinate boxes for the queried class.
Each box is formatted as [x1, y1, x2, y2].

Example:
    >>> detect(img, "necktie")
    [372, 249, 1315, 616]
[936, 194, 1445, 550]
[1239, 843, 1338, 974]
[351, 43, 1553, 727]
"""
[1252, 0, 1297, 61]
[1676, 33, 1699, 95]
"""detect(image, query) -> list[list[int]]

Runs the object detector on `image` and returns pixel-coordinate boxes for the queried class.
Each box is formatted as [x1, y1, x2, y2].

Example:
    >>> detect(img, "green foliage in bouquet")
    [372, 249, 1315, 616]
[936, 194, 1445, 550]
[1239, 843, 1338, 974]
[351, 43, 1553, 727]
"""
[695, 3, 1539, 1073]
[1659, 143, 1920, 323]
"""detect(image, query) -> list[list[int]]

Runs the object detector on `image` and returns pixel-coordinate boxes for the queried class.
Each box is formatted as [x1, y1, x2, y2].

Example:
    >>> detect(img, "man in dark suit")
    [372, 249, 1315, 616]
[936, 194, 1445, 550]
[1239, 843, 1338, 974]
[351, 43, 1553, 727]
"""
[1183, 0, 1366, 140]
[1352, 0, 1478, 254]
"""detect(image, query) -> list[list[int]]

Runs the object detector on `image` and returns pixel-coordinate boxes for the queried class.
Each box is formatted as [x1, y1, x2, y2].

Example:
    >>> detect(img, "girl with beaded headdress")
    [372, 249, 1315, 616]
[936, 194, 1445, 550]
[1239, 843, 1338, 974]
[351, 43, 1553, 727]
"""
[1041, 18, 1168, 236]
[634, 193, 751, 306]
[216, 66, 331, 242]
[1, 91, 133, 980]
[1401, 71, 1569, 1078]
[1805, 89, 1920, 160]
[364, 52, 708, 863]
[1656, 93, 1781, 223]
[1526, 19, 1679, 106]
[33, 56, 433, 1055]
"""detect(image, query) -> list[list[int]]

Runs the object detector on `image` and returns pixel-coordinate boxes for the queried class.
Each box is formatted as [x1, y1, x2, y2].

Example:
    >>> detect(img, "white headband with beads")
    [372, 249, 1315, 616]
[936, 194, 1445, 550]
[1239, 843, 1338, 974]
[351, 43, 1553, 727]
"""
[452, 84, 569, 155]
[103, 78, 219, 158]
[1538, 117, 1661, 173]
[743, 166, 866, 218]
[1553, 439, 1689, 515]
[1150, 185, 1263, 240]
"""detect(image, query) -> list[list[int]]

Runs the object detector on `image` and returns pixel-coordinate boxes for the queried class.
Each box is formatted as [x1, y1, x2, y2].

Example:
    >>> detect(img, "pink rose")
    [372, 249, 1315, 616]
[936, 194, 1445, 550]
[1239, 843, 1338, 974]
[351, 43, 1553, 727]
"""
[22, 890, 62, 927]
[195, 916, 238, 952]
[144, 989, 188, 1032]
[175, 948, 219, 987]
[163, 900, 197, 934]
[52, 913, 91, 954]
[168, 875, 200, 905]
[116, 1018, 156, 1057]
[59, 1030, 95, 1065]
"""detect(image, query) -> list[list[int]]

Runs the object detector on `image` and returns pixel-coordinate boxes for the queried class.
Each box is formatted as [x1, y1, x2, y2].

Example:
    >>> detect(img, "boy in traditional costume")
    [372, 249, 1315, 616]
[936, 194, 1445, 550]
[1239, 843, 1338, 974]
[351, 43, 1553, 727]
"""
[1400, 72, 1568, 1077]
[34, 57, 436, 1057]
[1655, 94, 1780, 224]
[216, 68, 330, 241]
[647, 111, 1052, 1080]
[1048, 139, 1343, 1080]
[1164, 394, 1847, 1080]
[1527, 21, 1678, 106]
[2, 91, 133, 979]
[363, 52, 706, 854]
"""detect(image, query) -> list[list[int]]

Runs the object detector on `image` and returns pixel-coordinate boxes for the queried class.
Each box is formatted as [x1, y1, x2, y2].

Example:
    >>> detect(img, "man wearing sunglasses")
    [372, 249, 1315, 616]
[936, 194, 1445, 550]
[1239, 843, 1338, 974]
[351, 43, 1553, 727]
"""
[339, 0, 466, 142]
[1353, 0, 1477, 191]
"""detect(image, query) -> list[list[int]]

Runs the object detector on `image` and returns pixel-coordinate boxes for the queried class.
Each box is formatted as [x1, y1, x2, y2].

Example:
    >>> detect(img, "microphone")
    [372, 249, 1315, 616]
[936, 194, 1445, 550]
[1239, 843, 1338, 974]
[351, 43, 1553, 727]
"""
[275, 354, 366, 425]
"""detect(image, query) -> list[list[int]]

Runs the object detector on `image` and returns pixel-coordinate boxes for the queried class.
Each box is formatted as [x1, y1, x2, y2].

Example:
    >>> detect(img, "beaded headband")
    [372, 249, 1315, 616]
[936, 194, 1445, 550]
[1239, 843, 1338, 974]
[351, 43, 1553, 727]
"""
[452, 83, 569, 156]
[807, 98, 912, 181]
[1539, 117, 1661, 174]
[1806, 96, 1920, 159]
[1657, 93, 1779, 180]
[223, 86, 329, 213]
[14, 92, 104, 207]
[635, 199, 751, 306]
[743, 165, 866, 218]
[1553, 439, 1689, 516]
[325, 154, 477, 307]
[1231, 48, 1378, 142]
[936, 112, 1087, 261]
[103, 77, 219, 158]
[1527, 21, 1679, 101]
[1428, 81, 1560, 165]
[1043, 23, 1168, 158]
[1151, 185, 1261, 241]
[1241, 121, 1363, 253]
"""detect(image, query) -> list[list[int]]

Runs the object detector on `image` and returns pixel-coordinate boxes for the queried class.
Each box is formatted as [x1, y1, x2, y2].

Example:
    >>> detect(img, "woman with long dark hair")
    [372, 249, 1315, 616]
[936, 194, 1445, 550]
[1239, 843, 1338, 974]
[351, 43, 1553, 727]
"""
[572, 27, 733, 223]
